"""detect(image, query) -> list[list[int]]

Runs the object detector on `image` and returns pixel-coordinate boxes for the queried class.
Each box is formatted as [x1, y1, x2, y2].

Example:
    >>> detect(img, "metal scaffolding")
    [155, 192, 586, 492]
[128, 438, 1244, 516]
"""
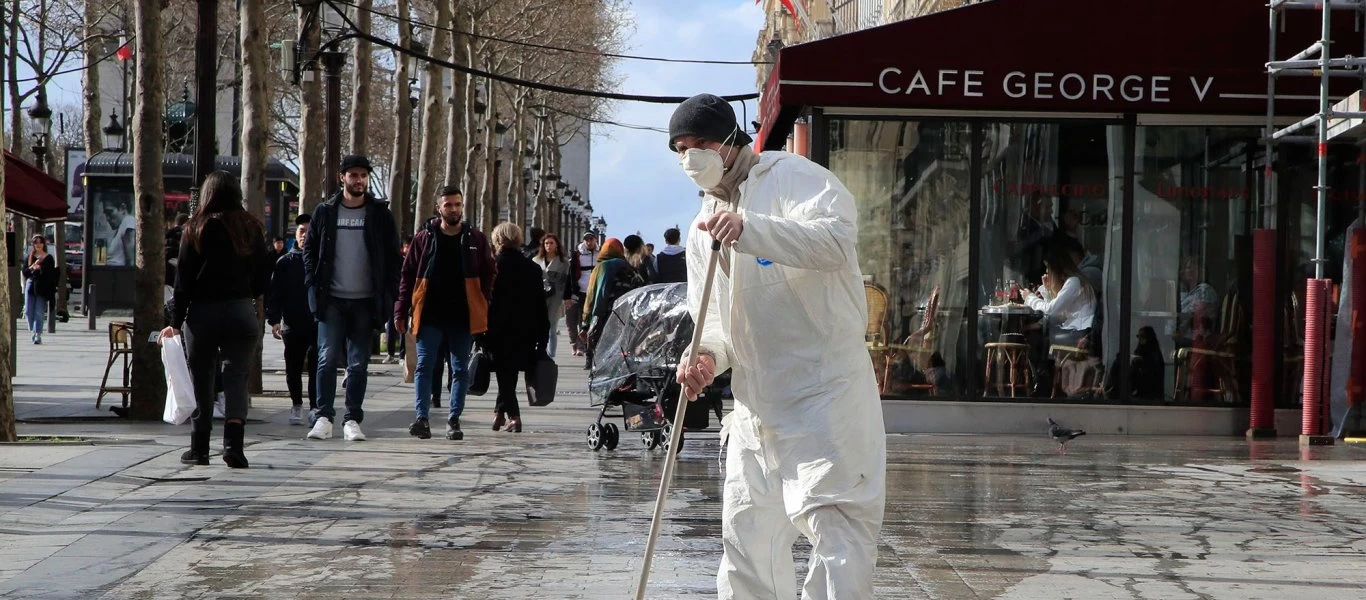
[1265, 0, 1366, 441]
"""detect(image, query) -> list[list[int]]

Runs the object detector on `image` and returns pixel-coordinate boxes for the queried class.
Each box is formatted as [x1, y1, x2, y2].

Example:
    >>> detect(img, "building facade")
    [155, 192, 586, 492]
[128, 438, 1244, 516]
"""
[753, 0, 1366, 436]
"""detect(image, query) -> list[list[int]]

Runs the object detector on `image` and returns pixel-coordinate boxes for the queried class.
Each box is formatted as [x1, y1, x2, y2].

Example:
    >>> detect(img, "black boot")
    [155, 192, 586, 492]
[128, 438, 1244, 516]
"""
[180, 427, 210, 465]
[222, 421, 249, 469]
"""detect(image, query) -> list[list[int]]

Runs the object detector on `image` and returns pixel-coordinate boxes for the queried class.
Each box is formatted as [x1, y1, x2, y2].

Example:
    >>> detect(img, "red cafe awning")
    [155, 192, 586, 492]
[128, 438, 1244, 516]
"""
[758, 0, 1358, 150]
[3, 150, 67, 221]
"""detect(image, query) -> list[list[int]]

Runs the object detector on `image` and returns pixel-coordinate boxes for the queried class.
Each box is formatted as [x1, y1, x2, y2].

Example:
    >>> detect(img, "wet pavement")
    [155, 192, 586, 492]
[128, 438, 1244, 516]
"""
[2, 319, 1365, 599]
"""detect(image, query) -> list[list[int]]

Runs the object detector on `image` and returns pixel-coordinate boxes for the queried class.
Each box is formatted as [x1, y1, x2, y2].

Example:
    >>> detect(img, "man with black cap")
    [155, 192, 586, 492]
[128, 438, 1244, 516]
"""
[302, 155, 402, 442]
[669, 93, 886, 599]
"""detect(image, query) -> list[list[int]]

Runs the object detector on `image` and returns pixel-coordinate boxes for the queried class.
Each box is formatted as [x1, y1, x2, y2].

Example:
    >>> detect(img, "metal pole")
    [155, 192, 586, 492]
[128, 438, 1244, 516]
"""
[87, 284, 96, 330]
[322, 51, 344, 196]
[1316, 2, 1332, 280]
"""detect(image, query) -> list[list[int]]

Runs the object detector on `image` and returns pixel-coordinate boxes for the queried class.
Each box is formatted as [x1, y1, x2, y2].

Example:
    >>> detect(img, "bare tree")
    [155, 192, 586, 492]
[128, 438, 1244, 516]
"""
[411, 0, 450, 233]
[129, 0, 166, 420]
[241, 0, 270, 394]
[386, 0, 413, 233]
[0, 49, 14, 442]
[348, 0, 371, 153]
[81, 0, 104, 154]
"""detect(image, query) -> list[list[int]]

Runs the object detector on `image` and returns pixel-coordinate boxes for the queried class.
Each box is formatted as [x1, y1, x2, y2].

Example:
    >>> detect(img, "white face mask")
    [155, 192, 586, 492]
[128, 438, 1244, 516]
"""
[681, 148, 725, 190]
[679, 127, 738, 190]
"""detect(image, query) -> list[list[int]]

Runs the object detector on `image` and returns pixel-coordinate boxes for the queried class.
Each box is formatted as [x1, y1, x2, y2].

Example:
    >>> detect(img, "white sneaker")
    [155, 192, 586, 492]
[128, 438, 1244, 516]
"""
[289, 405, 304, 425]
[307, 417, 333, 440]
[343, 420, 366, 442]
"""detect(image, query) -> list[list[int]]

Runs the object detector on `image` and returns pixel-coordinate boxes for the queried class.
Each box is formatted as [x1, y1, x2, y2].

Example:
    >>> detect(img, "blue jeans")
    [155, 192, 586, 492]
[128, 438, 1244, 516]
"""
[414, 322, 473, 422]
[24, 284, 45, 340]
[315, 298, 374, 423]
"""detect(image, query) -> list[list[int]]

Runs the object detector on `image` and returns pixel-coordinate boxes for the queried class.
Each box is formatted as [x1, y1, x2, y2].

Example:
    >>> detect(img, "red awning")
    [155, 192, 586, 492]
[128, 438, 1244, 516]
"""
[758, 0, 1357, 150]
[4, 150, 67, 221]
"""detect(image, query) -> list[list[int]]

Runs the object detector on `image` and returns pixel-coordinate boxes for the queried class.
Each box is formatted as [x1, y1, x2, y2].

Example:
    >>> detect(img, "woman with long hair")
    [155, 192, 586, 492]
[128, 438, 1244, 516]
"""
[532, 232, 573, 357]
[485, 223, 548, 432]
[21, 234, 57, 344]
[1025, 246, 1096, 347]
[580, 237, 646, 367]
[622, 234, 655, 283]
[159, 171, 271, 468]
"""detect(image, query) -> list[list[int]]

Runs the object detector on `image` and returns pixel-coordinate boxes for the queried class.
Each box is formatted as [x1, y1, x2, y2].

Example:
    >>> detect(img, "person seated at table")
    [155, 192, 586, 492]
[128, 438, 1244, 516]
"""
[1023, 247, 1096, 349]
[1170, 256, 1219, 348]
[1106, 326, 1165, 399]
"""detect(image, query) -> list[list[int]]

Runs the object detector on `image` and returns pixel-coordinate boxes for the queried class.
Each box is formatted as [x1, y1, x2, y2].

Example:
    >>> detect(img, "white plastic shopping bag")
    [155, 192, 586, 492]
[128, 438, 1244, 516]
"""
[161, 335, 196, 425]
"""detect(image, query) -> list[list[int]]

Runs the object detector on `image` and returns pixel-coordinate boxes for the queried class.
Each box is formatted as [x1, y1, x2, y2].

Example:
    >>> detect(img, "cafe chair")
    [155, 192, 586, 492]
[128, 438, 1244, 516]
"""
[864, 282, 892, 392]
[887, 285, 942, 393]
[97, 321, 136, 411]
[983, 339, 1032, 398]
[1048, 341, 1105, 398]
[1172, 290, 1243, 403]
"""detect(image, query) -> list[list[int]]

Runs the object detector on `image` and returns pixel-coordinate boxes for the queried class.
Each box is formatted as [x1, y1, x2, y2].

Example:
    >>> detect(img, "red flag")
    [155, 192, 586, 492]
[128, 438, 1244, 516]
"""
[116, 43, 132, 61]
[758, 0, 803, 29]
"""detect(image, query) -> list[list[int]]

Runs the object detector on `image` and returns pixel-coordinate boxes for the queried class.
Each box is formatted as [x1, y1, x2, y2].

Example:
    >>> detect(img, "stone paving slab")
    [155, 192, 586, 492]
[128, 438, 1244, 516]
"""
[2, 318, 1365, 599]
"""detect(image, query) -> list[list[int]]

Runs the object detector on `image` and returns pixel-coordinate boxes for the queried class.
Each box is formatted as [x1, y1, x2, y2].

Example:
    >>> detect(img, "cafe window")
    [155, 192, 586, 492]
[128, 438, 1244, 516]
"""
[1131, 127, 1256, 405]
[978, 122, 1124, 400]
[90, 188, 137, 267]
[827, 119, 973, 398]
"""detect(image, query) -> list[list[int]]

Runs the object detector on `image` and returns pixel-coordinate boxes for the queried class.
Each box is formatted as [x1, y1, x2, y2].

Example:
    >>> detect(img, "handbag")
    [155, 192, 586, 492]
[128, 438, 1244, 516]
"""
[524, 353, 558, 407]
[161, 335, 196, 425]
[467, 344, 492, 396]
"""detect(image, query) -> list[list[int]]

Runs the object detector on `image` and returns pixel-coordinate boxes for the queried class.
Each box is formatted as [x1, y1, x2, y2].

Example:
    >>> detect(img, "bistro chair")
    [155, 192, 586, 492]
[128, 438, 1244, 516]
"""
[983, 340, 1032, 398]
[1047, 342, 1105, 398]
[1172, 290, 1243, 402]
[864, 282, 892, 392]
[97, 321, 136, 411]
[887, 285, 942, 393]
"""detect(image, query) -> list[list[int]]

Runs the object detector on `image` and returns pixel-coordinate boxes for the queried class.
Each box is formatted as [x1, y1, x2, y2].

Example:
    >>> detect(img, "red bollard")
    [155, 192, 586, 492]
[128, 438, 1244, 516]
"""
[1302, 278, 1334, 446]
[1249, 230, 1277, 437]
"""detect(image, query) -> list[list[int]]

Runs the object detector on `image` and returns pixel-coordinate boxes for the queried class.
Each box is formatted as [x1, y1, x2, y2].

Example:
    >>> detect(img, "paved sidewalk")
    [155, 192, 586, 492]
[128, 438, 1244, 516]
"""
[2, 318, 1365, 599]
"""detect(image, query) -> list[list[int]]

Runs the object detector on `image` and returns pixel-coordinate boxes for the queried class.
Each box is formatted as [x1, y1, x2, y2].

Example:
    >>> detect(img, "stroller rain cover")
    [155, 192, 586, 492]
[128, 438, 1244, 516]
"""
[588, 283, 693, 406]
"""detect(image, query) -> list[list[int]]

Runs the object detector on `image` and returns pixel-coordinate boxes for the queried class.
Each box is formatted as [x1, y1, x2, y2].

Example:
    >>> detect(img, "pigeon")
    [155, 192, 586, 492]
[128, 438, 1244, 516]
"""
[1048, 417, 1085, 454]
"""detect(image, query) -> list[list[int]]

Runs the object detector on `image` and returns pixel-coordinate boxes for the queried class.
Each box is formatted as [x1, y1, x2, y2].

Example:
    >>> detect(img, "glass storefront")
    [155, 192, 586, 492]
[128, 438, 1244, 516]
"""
[825, 117, 1285, 407]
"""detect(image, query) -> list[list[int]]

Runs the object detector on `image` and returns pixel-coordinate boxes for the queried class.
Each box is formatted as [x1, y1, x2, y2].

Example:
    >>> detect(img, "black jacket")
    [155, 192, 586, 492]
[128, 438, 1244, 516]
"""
[485, 247, 549, 371]
[303, 192, 402, 330]
[267, 249, 313, 332]
[22, 254, 58, 301]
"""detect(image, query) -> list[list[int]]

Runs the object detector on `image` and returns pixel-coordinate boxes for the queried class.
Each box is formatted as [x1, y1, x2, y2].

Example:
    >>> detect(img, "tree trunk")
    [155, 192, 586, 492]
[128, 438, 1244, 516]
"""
[0, 49, 14, 442]
[130, 0, 167, 421]
[386, 0, 412, 234]
[444, 2, 465, 190]
[480, 78, 496, 232]
[241, 0, 269, 395]
[298, 9, 325, 214]
[6, 0, 22, 155]
[347, 0, 371, 154]
[461, 12, 481, 224]
[413, 0, 451, 233]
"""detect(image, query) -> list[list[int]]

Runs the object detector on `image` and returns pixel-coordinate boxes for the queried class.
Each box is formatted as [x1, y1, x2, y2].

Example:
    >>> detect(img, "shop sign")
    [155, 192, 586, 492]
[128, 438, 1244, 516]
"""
[877, 68, 1216, 106]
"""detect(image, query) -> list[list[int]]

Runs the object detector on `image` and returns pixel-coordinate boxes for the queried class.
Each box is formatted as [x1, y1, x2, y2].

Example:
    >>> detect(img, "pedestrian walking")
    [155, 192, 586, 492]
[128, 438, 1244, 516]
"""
[623, 234, 656, 283]
[394, 185, 495, 441]
[580, 237, 646, 368]
[668, 93, 886, 599]
[303, 154, 402, 442]
[532, 232, 574, 358]
[654, 227, 687, 285]
[161, 171, 271, 468]
[22, 234, 57, 344]
[567, 232, 599, 357]
[267, 214, 317, 425]
[485, 223, 548, 433]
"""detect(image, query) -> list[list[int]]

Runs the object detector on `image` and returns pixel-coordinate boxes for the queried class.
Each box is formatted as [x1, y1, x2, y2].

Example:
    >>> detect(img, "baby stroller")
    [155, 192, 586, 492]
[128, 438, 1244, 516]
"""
[587, 283, 728, 452]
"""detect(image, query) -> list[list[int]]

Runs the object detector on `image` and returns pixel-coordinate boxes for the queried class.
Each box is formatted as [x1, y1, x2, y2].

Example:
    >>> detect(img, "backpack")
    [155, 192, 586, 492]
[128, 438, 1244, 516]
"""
[604, 263, 646, 308]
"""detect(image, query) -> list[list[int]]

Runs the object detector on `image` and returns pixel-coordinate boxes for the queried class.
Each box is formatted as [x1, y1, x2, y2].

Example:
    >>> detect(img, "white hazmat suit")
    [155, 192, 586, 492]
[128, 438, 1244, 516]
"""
[686, 150, 887, 599]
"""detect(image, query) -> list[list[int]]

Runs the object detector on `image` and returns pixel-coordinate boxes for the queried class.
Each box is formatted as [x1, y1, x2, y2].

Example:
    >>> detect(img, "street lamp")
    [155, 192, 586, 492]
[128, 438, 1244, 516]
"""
[103, 113, 126, 152]
[27, 94, 52, 170]
[494, 119, 509, 151]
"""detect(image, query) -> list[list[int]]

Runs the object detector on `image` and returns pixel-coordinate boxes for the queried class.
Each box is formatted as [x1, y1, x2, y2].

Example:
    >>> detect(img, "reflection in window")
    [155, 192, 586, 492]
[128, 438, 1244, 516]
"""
[979, 123, 1123, 400]
[91, 190, 136, 267]
[828, 119, 971, 398]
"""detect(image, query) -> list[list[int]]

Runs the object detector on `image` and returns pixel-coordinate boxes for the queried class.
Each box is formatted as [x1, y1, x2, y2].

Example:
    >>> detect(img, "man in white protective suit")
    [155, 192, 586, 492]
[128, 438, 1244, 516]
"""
[669, 93, 887, 599]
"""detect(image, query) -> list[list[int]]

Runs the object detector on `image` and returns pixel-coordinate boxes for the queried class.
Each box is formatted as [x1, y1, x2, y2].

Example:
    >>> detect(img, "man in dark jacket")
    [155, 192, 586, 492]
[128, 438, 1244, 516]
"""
[268, 214, 316, 425]
[655, 227, 687, 284]
[394, 185, 495, 441]
[303, 155, 402, 442]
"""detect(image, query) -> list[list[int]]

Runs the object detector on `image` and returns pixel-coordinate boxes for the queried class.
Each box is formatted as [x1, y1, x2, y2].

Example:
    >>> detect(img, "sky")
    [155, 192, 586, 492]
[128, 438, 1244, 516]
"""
[587, 0, 764, 249]
[10, 1, 769, 249]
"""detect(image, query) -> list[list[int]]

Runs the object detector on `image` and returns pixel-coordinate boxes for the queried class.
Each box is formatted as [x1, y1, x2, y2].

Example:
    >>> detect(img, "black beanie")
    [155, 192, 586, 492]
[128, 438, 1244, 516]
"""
[667, 93, 753, 152]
